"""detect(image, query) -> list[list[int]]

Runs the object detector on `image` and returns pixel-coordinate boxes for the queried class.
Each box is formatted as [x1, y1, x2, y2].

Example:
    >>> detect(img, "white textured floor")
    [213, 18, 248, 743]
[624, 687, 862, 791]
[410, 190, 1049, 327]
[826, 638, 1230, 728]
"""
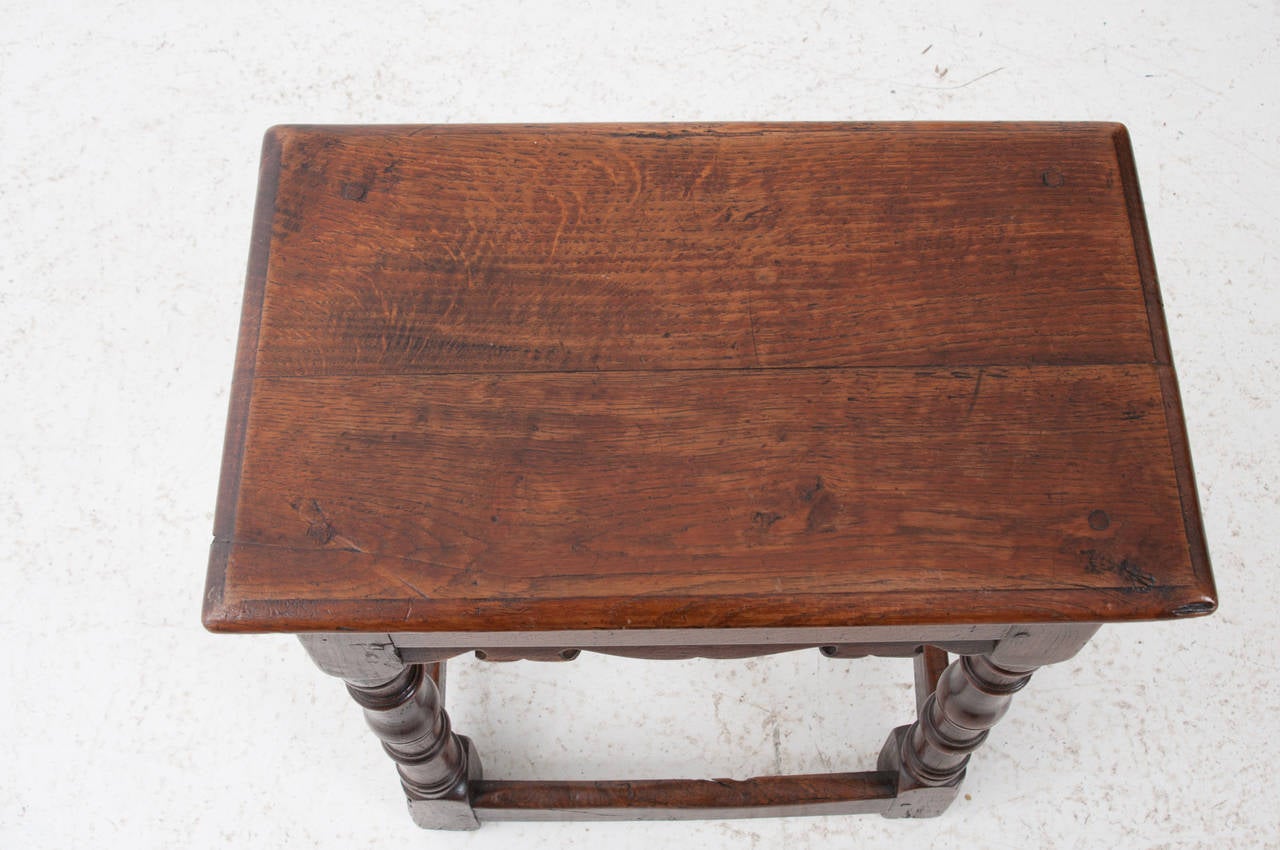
[3, 2, 1277, 848]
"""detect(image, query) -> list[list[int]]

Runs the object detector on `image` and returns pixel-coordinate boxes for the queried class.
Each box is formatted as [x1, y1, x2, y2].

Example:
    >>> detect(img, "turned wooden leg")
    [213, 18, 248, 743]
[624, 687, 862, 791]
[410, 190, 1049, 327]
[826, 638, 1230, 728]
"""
[878, 654, 1035, 818]
[345, 663, 482, 829]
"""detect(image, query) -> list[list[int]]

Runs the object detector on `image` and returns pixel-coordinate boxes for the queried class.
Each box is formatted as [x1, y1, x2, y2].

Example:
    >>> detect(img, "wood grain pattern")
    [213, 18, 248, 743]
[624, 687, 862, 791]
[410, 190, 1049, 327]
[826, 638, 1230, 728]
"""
[204, 123, 1215, 634]
[255, 122, 1150, 377]
[204, 129, 280, 618]
[1112, 126, 1214, 603]
[470, 772, 898, 821]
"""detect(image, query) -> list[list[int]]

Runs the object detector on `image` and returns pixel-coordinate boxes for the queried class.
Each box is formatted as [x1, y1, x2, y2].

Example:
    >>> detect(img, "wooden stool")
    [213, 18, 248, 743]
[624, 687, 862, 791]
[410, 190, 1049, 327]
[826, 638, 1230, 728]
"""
[203, 122, 1215, 828]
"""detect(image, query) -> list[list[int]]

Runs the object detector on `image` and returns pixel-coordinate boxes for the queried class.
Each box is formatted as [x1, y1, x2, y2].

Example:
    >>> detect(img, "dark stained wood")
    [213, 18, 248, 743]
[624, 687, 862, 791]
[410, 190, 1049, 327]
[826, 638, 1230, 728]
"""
[424, 660, 445, 703]
[253, 122, 1153, 377]
[880, 654, 1036, 818]
[300, 627, 1089, 828]
[471, 772, 898, 821]
[397, 640, 995, 663]
[1111, 127, 1215, 605]
[474, 647, 579, 662]
[204, 122, 1215, 636]
[913, 646, 950, 714]
[344, 663, 481, 829]
[205, 125, 1217, 829]
[210, 365, 1203, 631]
[389, 623, 1013, 648]
[204, 130, 281, 618]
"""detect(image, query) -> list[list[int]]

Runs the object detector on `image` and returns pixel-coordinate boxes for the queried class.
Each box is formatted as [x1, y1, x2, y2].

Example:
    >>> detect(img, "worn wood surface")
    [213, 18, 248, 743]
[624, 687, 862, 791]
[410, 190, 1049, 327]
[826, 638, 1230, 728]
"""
[879, 653, 1036, 818]
[344, 663, 481, 829]
[914, 646, 950, 714]
[396, 641, 990, 663]
[204, 122, 1215, 634]
[470, 772, 898, 821]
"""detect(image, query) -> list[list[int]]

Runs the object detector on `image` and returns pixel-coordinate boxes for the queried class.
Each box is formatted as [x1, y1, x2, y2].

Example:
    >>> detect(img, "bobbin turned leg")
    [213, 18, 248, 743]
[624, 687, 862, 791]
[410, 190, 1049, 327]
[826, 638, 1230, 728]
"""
[346, 664, 482, 829]
[877, 654, 1034, 818]
[297, 634, 481, 829]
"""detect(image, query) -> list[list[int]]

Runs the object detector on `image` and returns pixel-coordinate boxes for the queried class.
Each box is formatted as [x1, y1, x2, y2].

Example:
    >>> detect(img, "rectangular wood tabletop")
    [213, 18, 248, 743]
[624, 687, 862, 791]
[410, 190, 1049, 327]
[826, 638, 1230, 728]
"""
[203, 122, 1215, 634]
